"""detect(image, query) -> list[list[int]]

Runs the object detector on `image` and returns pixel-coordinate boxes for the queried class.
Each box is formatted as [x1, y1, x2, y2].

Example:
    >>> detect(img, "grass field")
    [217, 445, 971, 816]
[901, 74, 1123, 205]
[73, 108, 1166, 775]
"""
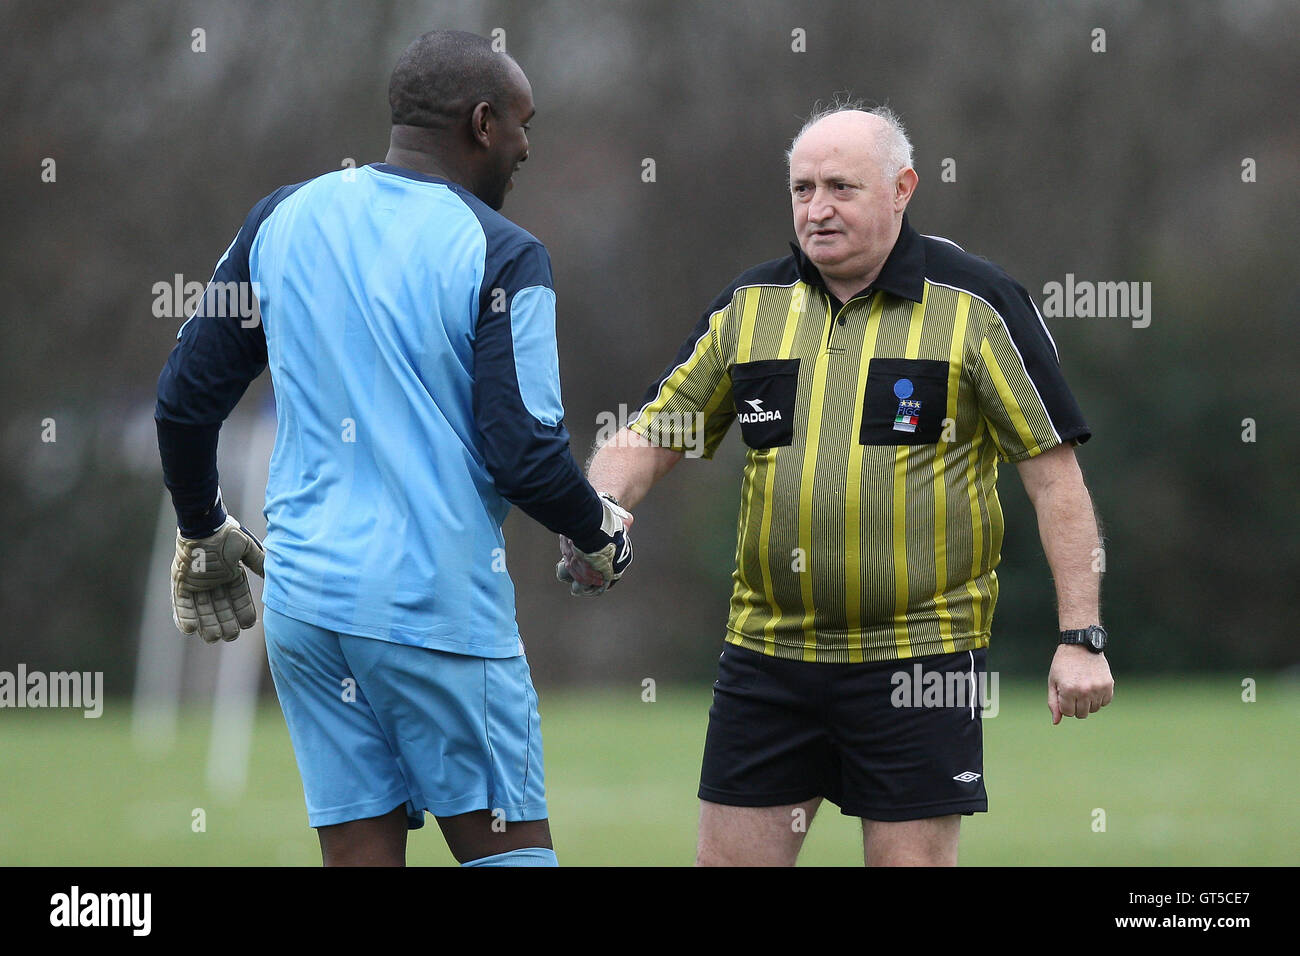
[1, 677, 1296, 865]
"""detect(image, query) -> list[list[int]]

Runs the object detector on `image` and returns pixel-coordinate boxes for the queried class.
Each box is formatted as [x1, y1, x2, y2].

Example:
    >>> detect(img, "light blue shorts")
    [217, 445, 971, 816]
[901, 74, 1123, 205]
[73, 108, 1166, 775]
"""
[262, 606, 547, 829]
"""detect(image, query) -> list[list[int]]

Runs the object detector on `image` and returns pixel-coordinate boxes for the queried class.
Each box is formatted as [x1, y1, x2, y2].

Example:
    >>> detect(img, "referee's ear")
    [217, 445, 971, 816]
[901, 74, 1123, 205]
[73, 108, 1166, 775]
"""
[893, 166, 919, 211]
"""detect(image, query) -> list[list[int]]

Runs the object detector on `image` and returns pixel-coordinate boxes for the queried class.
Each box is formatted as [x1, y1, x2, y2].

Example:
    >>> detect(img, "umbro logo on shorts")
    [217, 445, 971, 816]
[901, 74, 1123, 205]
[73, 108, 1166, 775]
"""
[952, 771, 982, 783]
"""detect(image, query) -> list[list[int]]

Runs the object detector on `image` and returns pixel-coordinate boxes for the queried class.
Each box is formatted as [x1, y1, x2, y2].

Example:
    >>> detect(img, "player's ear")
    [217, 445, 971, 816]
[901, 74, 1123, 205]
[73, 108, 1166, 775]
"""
[470, 101, 493, 148]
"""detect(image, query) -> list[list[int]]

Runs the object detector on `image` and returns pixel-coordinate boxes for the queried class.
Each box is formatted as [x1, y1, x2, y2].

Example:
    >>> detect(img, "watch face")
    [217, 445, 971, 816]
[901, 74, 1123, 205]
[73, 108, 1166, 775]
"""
[1088, 627, 1107, 650]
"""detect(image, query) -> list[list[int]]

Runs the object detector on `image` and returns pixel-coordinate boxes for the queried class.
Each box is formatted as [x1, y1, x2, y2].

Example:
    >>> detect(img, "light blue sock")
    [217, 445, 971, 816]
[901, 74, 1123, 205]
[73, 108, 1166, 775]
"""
[461, 847, 558, 867]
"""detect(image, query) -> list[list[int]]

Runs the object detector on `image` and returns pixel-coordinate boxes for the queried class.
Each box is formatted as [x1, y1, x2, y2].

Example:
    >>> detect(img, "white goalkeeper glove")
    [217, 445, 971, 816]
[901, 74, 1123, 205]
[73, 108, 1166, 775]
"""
[556, 494, 633, 596]
[171, 515, 266, 643]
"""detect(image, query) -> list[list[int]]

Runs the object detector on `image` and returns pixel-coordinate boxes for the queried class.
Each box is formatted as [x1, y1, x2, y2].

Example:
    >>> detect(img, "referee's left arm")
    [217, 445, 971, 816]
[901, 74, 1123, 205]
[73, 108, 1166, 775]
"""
[969, 275, 1113, 723]
[1017, 444, 1102, 634]
[1021, 444, 1114, 723]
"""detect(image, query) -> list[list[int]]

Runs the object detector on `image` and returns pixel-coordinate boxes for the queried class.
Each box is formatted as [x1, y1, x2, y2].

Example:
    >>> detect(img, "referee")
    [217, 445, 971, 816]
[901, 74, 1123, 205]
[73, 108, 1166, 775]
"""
[562, 105, 1114, 866]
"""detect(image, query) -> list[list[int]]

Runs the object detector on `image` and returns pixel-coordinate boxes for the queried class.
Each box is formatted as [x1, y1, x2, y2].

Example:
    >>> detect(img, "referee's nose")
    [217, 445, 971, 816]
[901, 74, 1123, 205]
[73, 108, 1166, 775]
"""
[808, 188, 836, 223]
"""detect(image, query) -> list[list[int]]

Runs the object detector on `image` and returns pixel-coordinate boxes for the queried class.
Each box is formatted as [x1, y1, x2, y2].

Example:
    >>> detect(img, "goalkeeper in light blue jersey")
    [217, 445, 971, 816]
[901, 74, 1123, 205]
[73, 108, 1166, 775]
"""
[155, 30, 632, 866]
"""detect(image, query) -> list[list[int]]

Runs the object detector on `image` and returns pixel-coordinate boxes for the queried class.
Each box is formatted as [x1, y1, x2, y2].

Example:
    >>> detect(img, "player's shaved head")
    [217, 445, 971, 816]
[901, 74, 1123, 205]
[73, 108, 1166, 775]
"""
[384, 30, 535, 210]
[389, 30, 516, 129]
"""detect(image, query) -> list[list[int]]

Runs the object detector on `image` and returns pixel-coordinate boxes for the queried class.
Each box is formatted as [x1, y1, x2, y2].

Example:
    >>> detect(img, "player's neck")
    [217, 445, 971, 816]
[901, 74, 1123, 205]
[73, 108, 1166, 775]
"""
[385, 126, 471, 187]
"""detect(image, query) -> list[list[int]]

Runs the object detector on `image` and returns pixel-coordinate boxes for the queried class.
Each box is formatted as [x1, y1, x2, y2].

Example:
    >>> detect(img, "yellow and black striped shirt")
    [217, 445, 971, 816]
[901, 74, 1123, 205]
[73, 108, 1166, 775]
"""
[629, 216, 1090, 663]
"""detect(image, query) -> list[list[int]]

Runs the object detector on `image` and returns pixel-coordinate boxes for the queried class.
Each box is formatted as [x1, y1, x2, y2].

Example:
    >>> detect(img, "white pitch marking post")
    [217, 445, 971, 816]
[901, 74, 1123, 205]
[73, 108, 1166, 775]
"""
[206, 410, 276, 800]
[131, 489, 189, 756]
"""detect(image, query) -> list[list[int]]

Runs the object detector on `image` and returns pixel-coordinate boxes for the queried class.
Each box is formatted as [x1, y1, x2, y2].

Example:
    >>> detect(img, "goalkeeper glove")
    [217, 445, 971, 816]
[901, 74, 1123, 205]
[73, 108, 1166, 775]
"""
[555, 494, 633, 596]
[170, 515, 266, 643]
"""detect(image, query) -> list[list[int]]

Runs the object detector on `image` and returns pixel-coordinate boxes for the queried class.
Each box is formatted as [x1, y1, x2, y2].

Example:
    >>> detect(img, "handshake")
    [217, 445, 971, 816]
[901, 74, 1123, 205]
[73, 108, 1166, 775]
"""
[555, 493, 634, 596]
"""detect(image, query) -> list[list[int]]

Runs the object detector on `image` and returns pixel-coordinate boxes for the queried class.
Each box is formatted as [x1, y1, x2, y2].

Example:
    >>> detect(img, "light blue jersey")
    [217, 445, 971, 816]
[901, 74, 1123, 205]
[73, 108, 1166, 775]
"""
[157, 163, 604, 656]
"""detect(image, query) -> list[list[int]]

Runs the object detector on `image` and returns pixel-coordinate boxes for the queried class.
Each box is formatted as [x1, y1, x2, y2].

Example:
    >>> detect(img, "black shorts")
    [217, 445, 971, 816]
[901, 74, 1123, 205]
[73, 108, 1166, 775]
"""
[698, 642, 989, 821]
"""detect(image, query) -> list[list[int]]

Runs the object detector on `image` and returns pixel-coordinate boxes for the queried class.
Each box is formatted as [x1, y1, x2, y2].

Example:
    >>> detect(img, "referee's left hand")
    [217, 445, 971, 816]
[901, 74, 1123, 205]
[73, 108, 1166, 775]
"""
[1048, 645, 1114, 724]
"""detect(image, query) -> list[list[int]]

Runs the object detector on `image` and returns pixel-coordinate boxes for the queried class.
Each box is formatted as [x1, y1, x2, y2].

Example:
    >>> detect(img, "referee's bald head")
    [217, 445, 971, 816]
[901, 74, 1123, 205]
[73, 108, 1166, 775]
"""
[388, 30, 517, 130]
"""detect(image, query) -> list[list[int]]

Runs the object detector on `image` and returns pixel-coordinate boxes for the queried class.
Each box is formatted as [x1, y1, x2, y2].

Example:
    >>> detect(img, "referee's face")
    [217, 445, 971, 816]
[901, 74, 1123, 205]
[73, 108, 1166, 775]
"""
[789, 113, 915, 290]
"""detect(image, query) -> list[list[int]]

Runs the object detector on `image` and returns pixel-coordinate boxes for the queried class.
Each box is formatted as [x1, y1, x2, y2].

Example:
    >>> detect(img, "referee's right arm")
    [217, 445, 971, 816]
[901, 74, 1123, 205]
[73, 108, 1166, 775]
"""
[586, 428, 683, 510]
[587, 280, 741, 506]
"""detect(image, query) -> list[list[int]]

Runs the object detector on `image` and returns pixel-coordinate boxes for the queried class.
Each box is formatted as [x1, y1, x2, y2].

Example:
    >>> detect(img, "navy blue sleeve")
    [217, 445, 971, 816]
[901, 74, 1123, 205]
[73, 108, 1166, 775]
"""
[472, 236, 604, 549]
[155, 184, 300, 537]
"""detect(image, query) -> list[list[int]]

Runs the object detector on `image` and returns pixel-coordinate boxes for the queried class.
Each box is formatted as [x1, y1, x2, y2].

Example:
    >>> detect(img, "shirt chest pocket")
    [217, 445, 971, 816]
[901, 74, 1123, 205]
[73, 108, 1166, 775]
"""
[731, 358, 800, 448]
[860, 357, 950, 445]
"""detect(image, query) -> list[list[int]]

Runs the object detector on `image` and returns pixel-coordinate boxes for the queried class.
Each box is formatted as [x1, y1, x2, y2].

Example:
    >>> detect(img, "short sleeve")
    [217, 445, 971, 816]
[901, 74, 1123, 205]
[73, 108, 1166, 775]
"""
[628, 300, 735, 459]
[971, 285, 1091, 462]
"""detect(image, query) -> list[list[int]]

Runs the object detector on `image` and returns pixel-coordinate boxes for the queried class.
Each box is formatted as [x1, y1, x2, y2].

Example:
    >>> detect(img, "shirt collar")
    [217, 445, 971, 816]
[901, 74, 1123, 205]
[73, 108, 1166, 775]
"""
[789, 212, 926, 304]
[369, 162, 455, 187]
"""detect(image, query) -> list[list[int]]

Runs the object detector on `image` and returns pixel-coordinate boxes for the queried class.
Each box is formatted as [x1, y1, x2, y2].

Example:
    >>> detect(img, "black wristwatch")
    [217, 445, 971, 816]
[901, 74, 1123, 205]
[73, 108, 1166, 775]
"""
[1060, 625, 1107, 653]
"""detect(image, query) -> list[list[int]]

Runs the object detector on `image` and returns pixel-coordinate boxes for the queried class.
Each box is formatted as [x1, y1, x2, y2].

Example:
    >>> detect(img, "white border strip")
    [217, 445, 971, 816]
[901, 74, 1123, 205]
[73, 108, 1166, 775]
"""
[968, 649, 976, 719]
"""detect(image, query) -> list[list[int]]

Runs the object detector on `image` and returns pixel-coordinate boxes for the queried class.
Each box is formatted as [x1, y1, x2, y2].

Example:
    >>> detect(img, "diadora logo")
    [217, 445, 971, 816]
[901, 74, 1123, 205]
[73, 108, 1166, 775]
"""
[952, 771, 982, 783]
[737, 398, 783, 424]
